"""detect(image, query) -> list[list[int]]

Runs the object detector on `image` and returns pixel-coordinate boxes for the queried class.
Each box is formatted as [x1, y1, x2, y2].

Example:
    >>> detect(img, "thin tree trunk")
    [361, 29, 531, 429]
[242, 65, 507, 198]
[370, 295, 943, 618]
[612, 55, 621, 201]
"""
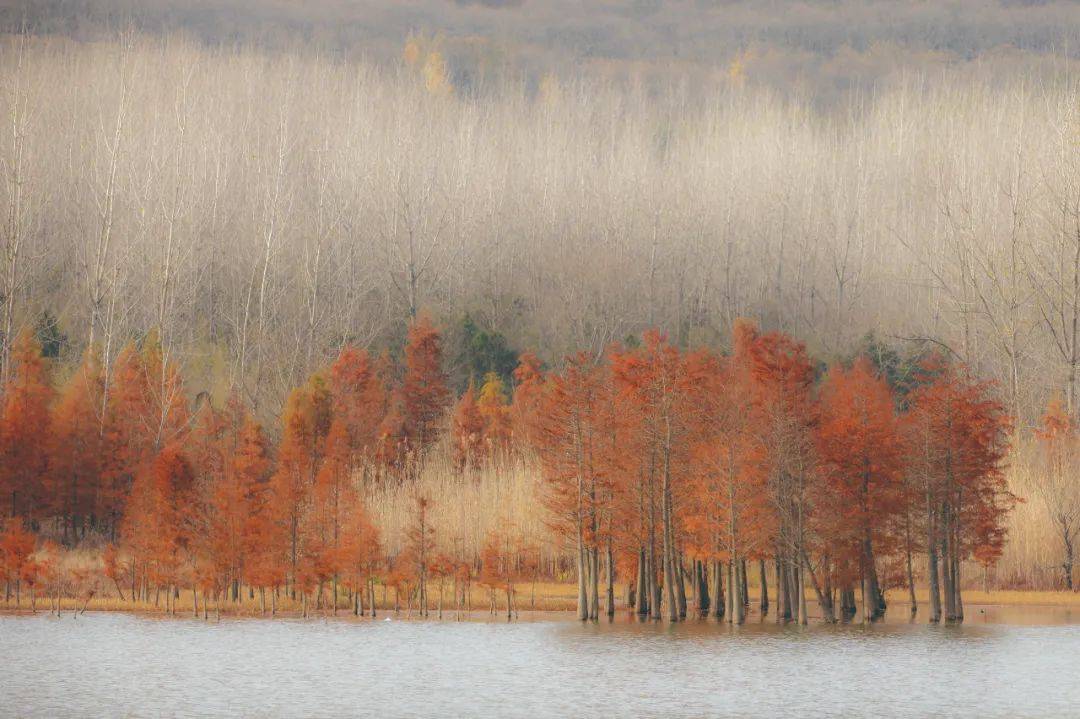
[905, 514, 918, 617]
[675, 554, 688, 619]
[729, 560, 744, 624]
[697, 560, 710, 617]
[712, 560, 725, 619]
[758, 559, 769, 616]
[576, 524, 588, 621]
[928, 537, 942, 623]
[605, 544, 615, 618]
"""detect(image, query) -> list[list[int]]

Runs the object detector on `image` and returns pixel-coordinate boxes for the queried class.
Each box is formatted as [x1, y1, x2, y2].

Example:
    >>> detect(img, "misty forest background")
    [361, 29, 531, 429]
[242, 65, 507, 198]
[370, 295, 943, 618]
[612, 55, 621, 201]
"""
[1, 0, 1080, 594]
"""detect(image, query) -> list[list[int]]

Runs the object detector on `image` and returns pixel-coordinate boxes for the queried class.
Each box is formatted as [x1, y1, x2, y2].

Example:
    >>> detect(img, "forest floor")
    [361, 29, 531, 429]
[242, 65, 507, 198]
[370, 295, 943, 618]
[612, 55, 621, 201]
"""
[3, 582, 1080, 619]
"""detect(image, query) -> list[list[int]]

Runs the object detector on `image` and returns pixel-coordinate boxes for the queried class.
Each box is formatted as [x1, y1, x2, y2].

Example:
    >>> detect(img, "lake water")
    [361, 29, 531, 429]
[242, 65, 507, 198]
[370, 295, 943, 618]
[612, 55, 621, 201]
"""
[3, 609, 1080, 718]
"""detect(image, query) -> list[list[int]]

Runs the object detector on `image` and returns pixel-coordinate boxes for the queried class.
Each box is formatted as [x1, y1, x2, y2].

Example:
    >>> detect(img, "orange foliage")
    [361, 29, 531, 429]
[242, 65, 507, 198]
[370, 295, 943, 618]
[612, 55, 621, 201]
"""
[451, 380, 485, 471]
[0, 330, 54, 519]
[400, 313, 450, 455]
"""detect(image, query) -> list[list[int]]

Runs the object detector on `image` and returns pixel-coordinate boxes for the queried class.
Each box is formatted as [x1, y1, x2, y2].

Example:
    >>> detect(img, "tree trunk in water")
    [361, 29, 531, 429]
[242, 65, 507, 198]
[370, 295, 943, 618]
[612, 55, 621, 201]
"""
[675, 555, 688, 620]
[778, 559, 790, 622]
[839, 586, 856, 622]
[952, 543, 964, 623]
[796, 563, 808, 625]
[729, 560, 744, 624]
[697, 560, 710, 617]
[787, 563, 799, 623]
[928, 539, 942, 623]
[777, 557, 786, 617]
[576, 532, 588, 621]
[740, 558, 749, 610]
[650, 545, 662, 620]
[905, 519, 918, 617]
[801, 549, 834, 623]
[605, 544, 615, 618]
[942, 530, 956, 622]
[689, 561, 698, 611]
[663, 525, 678, 622]
[712, 560, 725, 619]
[634, 547, 647, 616]
[590, 547, 601, 620]
[758, 559, 769, 616]
[862, 534, 885, 622]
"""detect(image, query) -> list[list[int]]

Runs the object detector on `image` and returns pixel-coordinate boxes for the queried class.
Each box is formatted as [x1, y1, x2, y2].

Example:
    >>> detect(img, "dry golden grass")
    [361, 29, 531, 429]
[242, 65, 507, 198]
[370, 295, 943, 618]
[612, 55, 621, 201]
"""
[364, 451, 560, 564]
[996, 441, 1068, 590]
[363, 440, 1072, 593]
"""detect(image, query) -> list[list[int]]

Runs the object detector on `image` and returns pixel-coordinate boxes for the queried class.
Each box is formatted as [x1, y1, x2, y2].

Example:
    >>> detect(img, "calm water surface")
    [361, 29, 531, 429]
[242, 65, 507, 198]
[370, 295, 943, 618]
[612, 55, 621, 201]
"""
[3, 609, 1080, 718]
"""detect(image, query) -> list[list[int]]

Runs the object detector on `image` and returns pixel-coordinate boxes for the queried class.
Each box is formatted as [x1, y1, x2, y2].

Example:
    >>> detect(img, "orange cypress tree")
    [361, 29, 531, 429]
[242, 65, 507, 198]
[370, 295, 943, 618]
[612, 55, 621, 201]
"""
[685, 340, 765, 623]
[329, 345, 387, 467]
[270, 374, 331, 596]
[337, 486, 380, 616]
[1, 519, 35, 606]
[510, 351, 545, 448]
[49, 348, 105, 540]
[477, 372, 513, 458]
[100, 343, 148, 527]
[905, 358, 1013, 623]
[305, 416, 359, 612]
[816, 357, 906, 621]
[402, 494, 436, 615]
[400, 313, 450, 455]
[451, 379, 485, 471]
[135, 331, 190, 450]
[478, 525, 519, 618]
[611, 330, 699, 621]
[228, 412, 277, 610]
[122, 443, 194, 603]
[533, 351, 612, 620]
[0, 330, 54, 521]
[739, 320, 820, 623]
[102, 336, 189, 532]
[188, 397, 265, 604]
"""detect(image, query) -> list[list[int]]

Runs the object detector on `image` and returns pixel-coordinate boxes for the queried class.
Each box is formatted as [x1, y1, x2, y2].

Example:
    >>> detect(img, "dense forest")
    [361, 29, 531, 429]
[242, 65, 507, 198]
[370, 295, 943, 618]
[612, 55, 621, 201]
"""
[0, 315, 1022, 623]
[1, 2, 1080, 621]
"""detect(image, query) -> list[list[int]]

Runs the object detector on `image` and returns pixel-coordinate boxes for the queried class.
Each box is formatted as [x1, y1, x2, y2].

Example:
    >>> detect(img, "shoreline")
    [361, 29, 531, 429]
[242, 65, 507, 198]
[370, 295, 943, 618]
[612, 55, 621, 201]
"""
[3, 585, 1079, 624]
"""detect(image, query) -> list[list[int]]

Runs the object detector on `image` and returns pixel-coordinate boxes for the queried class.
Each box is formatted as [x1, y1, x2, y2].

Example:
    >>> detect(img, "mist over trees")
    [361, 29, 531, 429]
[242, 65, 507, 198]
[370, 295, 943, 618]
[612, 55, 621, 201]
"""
[0, 27, 1078, 429]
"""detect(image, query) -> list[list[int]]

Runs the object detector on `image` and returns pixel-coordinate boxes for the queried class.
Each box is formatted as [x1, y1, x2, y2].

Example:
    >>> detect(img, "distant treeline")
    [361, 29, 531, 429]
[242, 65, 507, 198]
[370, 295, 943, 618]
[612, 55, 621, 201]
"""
[0, 0, 1078, 93]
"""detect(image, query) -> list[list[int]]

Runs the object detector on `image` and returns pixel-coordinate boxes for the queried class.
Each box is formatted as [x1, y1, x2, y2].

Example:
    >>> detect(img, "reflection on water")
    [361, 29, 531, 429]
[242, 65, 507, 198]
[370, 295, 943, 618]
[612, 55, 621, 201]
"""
[2, 609, 1078, 718]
